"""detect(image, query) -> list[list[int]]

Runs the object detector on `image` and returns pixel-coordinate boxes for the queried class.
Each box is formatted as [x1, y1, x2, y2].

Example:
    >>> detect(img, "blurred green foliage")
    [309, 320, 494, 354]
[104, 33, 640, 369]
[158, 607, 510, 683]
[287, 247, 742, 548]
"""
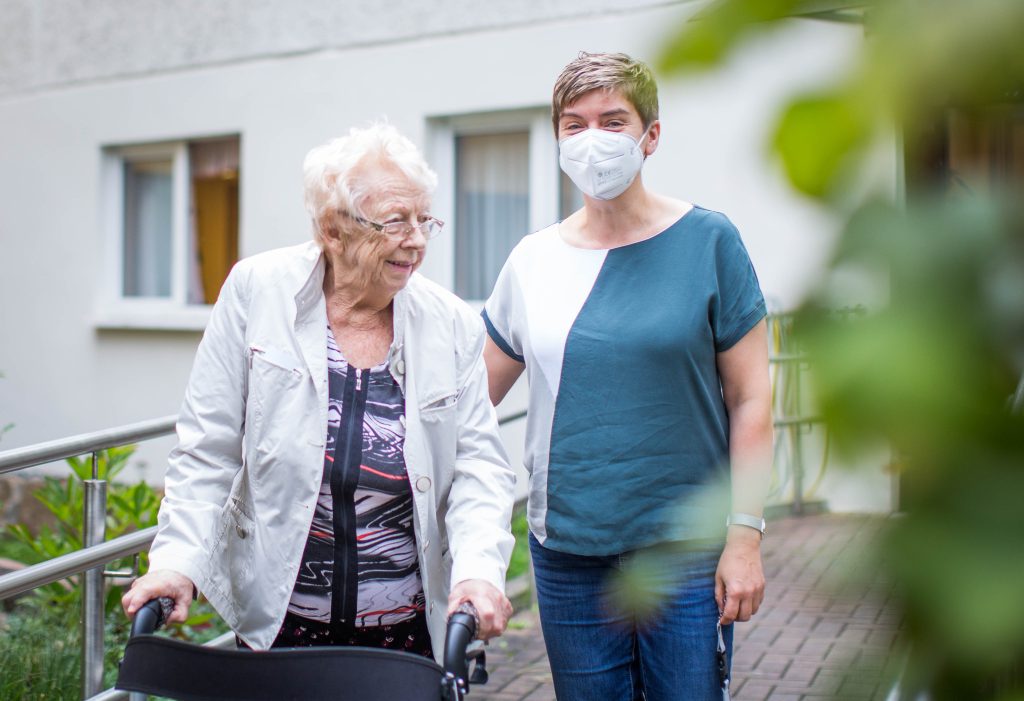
[660, 0, 806, 70]
[660, 1, 1024, 699]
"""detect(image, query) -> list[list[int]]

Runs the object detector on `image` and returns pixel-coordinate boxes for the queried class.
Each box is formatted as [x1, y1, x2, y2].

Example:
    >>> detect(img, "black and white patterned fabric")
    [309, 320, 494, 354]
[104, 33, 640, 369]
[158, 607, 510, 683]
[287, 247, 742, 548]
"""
[287, 326, 424, 633]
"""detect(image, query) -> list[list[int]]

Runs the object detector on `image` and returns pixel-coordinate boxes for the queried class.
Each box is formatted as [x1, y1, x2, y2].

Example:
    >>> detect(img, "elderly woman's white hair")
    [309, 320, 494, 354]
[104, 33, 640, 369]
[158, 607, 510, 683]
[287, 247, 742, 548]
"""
[303, 123, 438, 245]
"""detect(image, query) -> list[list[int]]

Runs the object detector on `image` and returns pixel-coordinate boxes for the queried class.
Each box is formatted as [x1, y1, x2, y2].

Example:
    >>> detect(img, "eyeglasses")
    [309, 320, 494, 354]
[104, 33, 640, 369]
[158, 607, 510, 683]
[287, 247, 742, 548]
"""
[347, 212, 445, 240]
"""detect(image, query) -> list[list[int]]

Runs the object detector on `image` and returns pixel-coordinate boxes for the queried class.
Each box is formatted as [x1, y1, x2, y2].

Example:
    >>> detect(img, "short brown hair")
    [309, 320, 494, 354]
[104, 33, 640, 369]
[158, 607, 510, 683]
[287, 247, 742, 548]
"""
[551, 52, 659, 134]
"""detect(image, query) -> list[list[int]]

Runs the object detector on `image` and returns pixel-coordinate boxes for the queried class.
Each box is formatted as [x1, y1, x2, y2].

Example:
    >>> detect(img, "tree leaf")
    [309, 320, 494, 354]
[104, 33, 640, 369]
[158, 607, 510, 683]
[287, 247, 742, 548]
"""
[658, 0, 803, 73]
[772, 90, 871, 199]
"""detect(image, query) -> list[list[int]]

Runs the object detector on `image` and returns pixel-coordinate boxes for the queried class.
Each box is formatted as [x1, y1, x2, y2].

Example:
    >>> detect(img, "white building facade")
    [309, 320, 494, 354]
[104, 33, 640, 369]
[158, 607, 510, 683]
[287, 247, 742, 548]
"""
[0, 1, 893, 510]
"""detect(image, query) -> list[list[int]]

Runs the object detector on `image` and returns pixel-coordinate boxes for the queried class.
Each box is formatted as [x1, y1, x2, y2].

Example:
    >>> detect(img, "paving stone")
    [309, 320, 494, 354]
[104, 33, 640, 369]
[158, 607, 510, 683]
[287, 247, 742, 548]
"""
[837, 626, 874, 644]
[746, 625, 784, 644]
[782, 661, 819, 683]
[812, 619, 847, 636]
[808, 671, 845, 694]
[770, 636, 804, 654]
[757, 653, 793, 676]
[733, 650, 763, 672]
[827, 601, 858, 615]
[798, 636, 838, 651]
[736, 679, 777, 700]
[789, 612, 823, 628]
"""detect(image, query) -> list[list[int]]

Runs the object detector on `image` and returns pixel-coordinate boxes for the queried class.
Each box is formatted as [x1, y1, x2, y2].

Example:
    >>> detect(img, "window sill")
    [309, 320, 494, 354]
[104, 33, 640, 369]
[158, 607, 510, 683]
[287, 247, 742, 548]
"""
[94, 304, 212, 331]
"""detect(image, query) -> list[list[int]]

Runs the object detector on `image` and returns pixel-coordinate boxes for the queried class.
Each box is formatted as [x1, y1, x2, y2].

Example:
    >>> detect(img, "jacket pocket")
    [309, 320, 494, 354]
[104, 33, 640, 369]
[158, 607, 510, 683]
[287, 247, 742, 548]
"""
[211, 499, 257, 595]
[418, 390, 458, 421]
[249, 345, 304, 373]
[248, 345, 305, 423]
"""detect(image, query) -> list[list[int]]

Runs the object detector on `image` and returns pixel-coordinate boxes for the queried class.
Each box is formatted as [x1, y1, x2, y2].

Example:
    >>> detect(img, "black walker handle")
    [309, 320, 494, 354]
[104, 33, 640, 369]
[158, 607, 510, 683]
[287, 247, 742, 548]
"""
[130, 596, 173, 637]
[444, 610, 477, 687]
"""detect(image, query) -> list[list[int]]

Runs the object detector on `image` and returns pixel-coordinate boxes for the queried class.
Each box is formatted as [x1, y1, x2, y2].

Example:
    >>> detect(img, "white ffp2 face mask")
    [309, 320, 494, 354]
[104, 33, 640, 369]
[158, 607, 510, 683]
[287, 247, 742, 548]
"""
[558, 129, 645, 201]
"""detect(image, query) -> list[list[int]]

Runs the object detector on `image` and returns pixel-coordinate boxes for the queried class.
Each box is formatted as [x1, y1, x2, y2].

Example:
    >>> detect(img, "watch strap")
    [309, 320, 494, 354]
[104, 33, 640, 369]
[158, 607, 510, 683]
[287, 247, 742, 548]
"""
[726, 512, 766, 536]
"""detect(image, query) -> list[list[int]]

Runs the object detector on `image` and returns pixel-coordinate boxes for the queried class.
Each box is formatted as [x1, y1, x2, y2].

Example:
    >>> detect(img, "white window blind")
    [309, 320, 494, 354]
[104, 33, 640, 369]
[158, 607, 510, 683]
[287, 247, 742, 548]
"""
[122, 158, 173, 298]
[454, 132, 530, 300]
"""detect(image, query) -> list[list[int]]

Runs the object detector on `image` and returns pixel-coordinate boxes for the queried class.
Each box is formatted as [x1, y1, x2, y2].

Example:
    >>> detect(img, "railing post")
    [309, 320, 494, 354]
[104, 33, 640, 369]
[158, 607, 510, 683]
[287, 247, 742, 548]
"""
[82, 452, 108, 700]
[790, 352, 805, 516]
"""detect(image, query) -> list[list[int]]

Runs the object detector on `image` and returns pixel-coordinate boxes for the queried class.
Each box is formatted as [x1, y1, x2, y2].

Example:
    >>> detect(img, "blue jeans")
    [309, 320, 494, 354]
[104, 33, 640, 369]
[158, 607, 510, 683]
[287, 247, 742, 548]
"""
[529, 533, 732, 701]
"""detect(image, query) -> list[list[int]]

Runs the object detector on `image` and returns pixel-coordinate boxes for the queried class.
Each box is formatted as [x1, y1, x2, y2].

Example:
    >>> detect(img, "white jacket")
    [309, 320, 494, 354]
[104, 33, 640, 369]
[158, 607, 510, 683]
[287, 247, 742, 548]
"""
[149, 241, 516, 655]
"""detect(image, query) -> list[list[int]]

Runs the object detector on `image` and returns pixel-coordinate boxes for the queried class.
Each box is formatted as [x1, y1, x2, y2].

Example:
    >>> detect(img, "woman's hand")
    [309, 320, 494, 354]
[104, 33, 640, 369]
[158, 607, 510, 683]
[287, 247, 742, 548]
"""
[447, 579, 513, 640]
[715, 529, 765, 625]
[121, 569, 195, 624]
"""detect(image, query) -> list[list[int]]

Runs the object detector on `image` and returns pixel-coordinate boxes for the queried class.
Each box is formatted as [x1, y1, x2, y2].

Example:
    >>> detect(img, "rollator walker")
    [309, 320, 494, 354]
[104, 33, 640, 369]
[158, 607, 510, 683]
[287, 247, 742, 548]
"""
[116, 597, 488, 701]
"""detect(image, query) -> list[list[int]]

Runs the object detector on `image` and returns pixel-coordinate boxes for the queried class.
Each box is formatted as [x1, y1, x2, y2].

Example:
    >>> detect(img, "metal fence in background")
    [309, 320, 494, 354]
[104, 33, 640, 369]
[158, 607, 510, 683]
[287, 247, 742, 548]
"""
[767, 312, 822, 515]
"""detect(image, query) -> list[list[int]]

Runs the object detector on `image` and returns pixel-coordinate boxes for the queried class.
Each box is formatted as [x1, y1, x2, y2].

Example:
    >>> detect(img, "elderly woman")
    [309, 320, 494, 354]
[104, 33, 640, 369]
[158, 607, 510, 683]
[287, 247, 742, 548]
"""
[122, 123, 516, 660]
[483, 53, 772, 699]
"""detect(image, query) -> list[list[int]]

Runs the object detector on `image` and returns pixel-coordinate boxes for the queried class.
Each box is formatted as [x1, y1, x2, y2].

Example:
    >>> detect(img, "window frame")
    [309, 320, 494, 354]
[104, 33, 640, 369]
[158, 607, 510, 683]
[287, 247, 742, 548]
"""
[96, 136, 239, 330]
[427, 108, 560, 302]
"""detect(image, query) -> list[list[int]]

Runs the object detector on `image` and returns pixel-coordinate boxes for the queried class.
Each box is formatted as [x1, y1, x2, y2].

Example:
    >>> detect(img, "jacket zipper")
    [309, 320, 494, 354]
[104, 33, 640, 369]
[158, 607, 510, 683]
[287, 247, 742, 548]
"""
[330, 365, 368, 632]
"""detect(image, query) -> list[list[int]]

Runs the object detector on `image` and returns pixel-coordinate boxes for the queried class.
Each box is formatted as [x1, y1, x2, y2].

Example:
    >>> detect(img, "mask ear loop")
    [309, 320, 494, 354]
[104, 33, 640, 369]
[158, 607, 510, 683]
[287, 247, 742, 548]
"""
[637, 128, 653, 160]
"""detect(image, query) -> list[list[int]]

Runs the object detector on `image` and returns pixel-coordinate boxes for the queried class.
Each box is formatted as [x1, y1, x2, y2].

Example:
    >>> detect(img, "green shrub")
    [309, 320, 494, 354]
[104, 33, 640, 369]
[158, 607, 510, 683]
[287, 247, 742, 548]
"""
[0, 602, 80, 701]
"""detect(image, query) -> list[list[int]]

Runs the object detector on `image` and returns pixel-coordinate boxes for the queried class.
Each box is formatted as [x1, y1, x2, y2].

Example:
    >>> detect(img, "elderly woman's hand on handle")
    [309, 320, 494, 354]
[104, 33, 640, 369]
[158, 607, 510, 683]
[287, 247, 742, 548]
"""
[121, 569, 195, 625]
[447, 579, 513, 641]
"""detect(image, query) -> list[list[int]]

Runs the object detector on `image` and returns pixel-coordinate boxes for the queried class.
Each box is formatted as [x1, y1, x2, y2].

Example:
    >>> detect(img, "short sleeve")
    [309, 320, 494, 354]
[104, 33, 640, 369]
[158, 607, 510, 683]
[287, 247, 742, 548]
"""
[482, 257, 525, 363]
[710, 218, 766, 352]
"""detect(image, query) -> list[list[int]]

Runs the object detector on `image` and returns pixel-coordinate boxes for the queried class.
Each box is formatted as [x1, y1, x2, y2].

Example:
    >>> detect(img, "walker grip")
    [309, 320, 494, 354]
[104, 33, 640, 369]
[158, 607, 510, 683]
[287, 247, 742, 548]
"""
[130, 597, 174, 637]
[444, 611, 476, 685]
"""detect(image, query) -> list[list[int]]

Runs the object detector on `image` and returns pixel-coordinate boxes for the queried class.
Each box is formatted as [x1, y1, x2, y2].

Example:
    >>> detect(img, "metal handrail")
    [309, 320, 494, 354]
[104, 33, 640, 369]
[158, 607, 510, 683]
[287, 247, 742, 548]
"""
[0, 415, 177, 476]
[0, 408, 529, 603]
[0, 411, 528, 475]
[0, 528, 156, 601]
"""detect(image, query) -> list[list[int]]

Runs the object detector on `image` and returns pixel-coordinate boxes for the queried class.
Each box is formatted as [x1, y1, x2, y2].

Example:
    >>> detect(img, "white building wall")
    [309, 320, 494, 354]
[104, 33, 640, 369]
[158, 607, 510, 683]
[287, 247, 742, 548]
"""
[0, 0, 692, 97]
[0, 3, 892, 510]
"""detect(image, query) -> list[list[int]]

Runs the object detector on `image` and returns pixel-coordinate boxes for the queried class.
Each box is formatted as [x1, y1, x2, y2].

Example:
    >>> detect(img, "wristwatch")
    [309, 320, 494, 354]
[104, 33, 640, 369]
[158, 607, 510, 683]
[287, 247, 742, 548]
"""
[726, 512, 766, 537]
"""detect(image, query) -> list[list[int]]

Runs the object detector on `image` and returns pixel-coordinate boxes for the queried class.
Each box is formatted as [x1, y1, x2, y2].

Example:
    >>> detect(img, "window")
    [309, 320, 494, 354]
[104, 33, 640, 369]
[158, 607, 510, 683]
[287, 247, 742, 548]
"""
[907, 104, 1024, 197]
[100, 135, 240, 328]
[122, 157, 174, 298]
[945, 106, 1024, 192]
[454, 132, 530, 300]
[428, 110, 560, 301]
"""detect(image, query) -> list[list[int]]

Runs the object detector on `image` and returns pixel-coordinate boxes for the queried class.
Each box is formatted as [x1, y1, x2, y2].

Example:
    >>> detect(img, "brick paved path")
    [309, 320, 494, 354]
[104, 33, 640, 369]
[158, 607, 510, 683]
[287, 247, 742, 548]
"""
[473, 513, 901, 701]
